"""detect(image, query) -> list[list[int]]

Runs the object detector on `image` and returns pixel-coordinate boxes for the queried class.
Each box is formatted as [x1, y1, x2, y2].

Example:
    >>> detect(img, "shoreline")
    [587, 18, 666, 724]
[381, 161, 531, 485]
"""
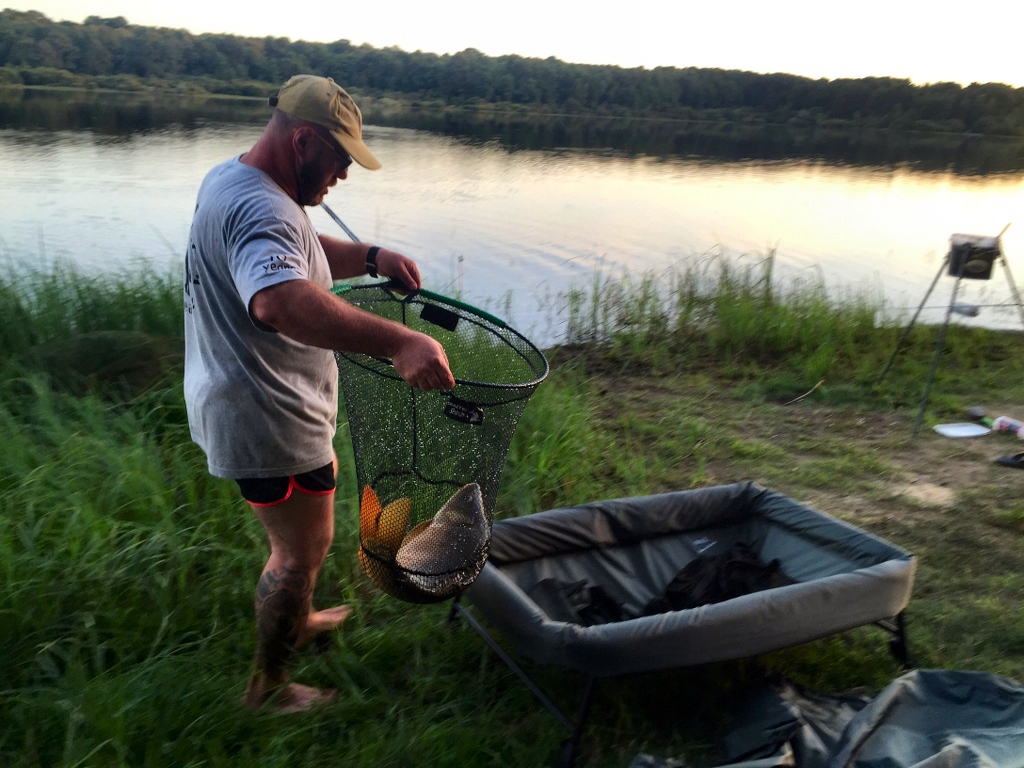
[5, 81, 1023, 174]
[5, 80, 1024, 142]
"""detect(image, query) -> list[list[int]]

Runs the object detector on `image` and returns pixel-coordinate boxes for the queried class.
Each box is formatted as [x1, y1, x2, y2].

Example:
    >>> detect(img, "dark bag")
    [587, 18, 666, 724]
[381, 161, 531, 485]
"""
[528, 578, 625, 626]
[642, 543, 791, 616]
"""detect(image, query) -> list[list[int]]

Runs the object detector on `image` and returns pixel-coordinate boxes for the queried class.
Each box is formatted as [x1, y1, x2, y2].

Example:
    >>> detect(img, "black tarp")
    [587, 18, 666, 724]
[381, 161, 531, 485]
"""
[711, 670, 1024, 768]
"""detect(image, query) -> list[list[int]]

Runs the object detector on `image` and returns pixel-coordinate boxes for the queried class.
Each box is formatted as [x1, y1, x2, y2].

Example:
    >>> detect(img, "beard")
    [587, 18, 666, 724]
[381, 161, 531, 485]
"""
[295, 159, 331, 207]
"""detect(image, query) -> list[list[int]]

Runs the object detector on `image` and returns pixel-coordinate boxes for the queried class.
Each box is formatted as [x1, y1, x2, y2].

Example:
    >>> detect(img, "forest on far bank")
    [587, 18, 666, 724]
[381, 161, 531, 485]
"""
[2, 9, 1024, 137]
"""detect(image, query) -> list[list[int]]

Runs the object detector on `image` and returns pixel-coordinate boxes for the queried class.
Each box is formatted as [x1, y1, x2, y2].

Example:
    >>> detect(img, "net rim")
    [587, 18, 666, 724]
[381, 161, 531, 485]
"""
[332, 281, 550, 391]
[359, 543, 489, 580]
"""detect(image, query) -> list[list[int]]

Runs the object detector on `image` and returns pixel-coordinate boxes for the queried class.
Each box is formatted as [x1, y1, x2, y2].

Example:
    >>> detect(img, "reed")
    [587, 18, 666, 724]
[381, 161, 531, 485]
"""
[0, 261, 182, 359]
[564, 254, 871, 365]
[556, 252, 1024, 410]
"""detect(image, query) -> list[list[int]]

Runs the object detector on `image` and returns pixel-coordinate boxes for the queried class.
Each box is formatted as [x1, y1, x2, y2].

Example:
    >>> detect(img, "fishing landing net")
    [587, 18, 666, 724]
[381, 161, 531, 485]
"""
[333, 282, 549, 604]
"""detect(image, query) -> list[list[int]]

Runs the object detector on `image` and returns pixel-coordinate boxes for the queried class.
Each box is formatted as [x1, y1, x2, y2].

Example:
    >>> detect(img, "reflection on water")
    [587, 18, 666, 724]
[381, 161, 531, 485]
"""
[0, 88, 270, 135]
[3, 88, 1024, 339]
[372, 110, 1024, 176]
[4, 87, 1024, 174]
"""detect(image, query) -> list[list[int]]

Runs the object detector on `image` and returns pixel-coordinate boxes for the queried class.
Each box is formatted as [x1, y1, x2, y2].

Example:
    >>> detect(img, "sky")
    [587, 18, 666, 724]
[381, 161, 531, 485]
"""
[8, 1, 1024, 88]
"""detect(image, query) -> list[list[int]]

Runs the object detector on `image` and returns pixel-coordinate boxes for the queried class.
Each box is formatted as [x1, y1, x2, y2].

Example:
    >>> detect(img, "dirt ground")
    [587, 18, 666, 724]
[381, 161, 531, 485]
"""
[593, 372, 1020, 515]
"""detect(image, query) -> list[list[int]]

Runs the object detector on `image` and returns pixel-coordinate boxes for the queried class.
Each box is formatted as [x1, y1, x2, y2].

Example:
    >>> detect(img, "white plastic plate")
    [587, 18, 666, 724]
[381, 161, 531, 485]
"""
[933, 423, 991, 438]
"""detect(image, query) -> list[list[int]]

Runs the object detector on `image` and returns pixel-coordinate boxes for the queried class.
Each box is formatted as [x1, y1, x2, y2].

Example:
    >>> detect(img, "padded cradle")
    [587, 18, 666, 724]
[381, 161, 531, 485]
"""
[466, 482, 916, 678]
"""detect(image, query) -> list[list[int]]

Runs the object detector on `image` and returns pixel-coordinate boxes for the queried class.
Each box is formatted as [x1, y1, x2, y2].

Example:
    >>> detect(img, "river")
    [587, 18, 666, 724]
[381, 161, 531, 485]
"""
[2, 88, 1024, 339]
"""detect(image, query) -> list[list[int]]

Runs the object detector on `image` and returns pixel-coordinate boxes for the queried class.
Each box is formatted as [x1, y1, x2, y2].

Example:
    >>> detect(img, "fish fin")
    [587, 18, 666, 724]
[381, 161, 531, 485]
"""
[434, 483, 484, 526]
[360, 485, 381, 539]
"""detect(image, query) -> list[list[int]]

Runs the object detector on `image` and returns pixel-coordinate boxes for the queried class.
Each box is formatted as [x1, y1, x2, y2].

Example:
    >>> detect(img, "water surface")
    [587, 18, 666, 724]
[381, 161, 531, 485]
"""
[3, 90, 1024, 338]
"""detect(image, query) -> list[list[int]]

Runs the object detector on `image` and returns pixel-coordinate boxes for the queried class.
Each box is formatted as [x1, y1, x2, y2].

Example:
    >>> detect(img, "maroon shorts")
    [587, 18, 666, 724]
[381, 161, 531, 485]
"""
[235, 462, 336, 507]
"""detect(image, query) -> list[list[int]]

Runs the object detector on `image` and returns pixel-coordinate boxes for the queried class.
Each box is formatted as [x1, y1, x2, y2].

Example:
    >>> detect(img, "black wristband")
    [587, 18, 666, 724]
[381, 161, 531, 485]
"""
[365, 246, 381, 278]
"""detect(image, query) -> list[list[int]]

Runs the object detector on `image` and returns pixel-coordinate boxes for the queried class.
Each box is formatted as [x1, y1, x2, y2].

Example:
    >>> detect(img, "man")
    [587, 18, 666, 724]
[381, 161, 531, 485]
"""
[184, 74, 455, 712]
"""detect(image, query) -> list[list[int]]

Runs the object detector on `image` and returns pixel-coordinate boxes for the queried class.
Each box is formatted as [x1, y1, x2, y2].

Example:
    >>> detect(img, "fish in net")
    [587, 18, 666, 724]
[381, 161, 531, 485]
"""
[358, 483, 488, 600]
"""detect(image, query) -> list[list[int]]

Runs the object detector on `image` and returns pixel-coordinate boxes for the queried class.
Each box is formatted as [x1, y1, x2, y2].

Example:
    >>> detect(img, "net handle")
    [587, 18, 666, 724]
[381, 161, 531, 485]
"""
[334, 280, 508, 329]
[318, 205, 507, 329]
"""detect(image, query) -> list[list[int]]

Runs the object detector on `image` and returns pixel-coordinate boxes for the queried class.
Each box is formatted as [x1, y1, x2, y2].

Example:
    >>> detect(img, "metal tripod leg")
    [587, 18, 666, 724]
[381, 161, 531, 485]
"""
[999, 256, 1024, 331]
[912, 258, 967, 435]
[877, 255, 949, 387]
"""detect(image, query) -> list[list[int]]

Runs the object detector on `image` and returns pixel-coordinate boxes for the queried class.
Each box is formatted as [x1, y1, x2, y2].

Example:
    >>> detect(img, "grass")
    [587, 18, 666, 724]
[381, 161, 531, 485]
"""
[557, 252, 1024, 411]
[2, 258, 1024, 766]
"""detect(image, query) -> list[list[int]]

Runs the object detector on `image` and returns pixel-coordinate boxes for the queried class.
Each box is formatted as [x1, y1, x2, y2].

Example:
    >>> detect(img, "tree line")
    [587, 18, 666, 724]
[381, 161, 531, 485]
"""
[2, 9, 1024, 136]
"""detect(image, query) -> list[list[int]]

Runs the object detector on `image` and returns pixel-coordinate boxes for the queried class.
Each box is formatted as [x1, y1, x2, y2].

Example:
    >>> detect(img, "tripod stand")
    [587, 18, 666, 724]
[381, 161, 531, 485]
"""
[876, 233, 1024, 435]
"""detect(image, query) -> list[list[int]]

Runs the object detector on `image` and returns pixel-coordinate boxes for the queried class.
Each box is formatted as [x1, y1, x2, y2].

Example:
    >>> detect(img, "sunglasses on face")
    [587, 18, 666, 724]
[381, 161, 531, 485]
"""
[311, 132, 353, 171]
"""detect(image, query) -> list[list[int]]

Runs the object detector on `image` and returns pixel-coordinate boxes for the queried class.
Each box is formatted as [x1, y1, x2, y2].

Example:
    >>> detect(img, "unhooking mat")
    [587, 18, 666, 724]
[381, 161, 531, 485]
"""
[466, 482, 916, 677]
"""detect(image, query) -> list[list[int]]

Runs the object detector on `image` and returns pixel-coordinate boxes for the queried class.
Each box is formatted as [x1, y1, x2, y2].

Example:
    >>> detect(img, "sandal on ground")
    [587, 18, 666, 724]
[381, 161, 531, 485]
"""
[995, 452, 1024, 469]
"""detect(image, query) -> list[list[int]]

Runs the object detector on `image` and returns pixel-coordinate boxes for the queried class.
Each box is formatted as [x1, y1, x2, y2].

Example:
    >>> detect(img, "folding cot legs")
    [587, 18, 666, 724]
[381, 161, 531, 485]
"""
[448, 596, 910, 768]
[447, 598, 595, 768]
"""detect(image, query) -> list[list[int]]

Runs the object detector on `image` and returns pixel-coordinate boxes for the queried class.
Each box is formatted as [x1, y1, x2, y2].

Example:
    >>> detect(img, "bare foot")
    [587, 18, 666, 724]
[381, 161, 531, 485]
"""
[243, 676, 337, 713]
[295, 604, 353, 650]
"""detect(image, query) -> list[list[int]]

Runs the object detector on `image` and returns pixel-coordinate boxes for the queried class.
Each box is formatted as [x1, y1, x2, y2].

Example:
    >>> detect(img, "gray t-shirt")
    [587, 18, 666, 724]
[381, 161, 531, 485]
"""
[184, 157, 337, 479]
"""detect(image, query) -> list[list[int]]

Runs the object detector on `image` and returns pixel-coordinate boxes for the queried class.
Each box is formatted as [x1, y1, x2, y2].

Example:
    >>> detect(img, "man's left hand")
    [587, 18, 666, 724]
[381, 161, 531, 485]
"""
[376, 248, 422, 291]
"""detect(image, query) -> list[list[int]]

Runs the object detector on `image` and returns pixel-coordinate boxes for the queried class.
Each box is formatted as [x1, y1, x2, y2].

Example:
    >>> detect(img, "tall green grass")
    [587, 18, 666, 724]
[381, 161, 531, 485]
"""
[559, 253, 1024, 410]
[1, 259, 1023, 766]
[0, 262, 182, 360]
[564, 253, 878, 366]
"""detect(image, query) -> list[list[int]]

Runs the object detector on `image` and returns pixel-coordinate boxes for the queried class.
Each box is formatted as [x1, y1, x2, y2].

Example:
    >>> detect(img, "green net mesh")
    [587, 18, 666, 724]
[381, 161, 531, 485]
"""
[334, 282, 548, 604]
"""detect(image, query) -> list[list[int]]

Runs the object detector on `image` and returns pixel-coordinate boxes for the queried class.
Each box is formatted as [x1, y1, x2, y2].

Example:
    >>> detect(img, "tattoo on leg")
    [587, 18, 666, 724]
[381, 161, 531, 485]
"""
[254, 566, 313, 675]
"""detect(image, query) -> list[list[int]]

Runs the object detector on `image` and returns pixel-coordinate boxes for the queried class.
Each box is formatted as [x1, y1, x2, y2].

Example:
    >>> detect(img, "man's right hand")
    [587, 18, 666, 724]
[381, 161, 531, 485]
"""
[392, 332, 456, 392]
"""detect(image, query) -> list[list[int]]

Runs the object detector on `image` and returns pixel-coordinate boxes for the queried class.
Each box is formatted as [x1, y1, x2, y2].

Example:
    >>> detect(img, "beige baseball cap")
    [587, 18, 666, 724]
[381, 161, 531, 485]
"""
[270, 74, 381, 171]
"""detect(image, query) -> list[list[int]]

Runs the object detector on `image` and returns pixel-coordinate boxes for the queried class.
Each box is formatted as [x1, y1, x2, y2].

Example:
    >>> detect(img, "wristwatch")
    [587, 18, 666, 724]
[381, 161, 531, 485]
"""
[365, 246, 381, 278]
